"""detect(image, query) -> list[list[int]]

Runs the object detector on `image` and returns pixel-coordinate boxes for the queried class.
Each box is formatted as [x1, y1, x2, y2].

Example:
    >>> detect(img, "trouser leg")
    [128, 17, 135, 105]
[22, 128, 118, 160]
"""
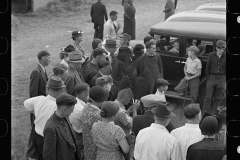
[202, 75, 216, 115]
[98, 24, 104, 40]
[174, 78, 188, 93]
[26, 113, 38, 159]
[34, 130, 44, 160]
[94, 23, 99, 39]
[188, 77, 200, 102]
[74, 131, 84, 160]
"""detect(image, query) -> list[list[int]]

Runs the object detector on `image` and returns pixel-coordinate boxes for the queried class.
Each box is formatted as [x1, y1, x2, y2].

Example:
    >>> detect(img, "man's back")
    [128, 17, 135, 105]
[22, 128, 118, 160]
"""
[170, 124, 203, 160]
[91, 1, 108, 24]
[186, 138, 226, 160]
[134, 123, 181, 160]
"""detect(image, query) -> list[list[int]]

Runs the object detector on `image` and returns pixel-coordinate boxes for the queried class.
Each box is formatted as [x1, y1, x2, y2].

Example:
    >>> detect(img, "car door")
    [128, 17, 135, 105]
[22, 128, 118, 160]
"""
[157, 36, 184, 88]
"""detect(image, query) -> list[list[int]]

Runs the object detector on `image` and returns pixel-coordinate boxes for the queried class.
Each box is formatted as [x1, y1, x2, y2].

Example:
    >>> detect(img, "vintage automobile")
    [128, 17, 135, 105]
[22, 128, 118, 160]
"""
[195, 3, 226, 12]
[130, 21, 226, 108]
[165, 10, 226, 23]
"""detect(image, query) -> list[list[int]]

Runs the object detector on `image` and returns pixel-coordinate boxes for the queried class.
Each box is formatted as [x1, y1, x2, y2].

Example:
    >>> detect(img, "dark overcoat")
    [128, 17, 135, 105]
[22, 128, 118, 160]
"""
[123, 4, 136, 40]
[164, 0, 175, 20]
[90, 1, 108, 25]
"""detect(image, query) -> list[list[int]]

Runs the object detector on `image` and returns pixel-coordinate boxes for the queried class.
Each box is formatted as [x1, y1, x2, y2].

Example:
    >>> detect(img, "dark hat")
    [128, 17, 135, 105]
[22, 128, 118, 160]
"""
[64, 45, 75, 53]
[46, 76, 63, 89]
[106, 39, 116, 48]
[197, 43, 206, 56]
[187, 46, 200, 55]
[100, 101, 119, 118]
[141, 94, 160, 108]
[89, 86, 109, 103]
[66, 50, 85, 63]
[200, 116, 218, 135]
[152, 102, 176, 118]
[120, 33, 131, 43]
[216, 40, 226, 49]
[144, 35, 154, 44]
[71, 30, 83, 38]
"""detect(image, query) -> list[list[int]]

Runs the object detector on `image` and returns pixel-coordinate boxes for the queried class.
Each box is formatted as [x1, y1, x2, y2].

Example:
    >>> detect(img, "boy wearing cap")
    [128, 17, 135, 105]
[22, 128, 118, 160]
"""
[24, 76, 64, 160]
[186, 116, 226, 160]
[65, 50, 85, 97]
[203, 40, 226, 115]
[174, 46, 202, 102]
[134, 102, 181, 160]
[71, 30, 85, 58]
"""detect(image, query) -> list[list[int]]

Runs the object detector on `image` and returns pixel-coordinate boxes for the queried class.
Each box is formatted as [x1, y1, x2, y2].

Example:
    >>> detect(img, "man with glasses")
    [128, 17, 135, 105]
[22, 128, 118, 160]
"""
[202, 40, 226, 116]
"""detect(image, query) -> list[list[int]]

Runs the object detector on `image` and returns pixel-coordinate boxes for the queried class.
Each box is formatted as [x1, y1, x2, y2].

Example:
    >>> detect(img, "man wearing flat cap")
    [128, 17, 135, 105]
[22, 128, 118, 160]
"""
[71, 30, 85, 58]
[134, 101, 181, 160]
[132, 94, 175, 137]
[24, 76, 65, 160]
[65, 50, 85, 97]
[186, 116, 226, 160]
[90, 0, 108, 40]
[203, 40, 226, 116]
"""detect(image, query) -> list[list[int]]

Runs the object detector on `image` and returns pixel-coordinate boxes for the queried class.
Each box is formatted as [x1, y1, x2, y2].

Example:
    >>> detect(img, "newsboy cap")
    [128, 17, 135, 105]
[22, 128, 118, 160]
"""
[89, 86, 109, 103]
[141, 94, 160, 108]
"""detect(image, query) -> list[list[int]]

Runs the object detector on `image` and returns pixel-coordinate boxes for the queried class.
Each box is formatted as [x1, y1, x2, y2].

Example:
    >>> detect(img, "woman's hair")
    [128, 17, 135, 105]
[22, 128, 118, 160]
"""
[133, 44, 144, 57]
[95, 75, 113, 87]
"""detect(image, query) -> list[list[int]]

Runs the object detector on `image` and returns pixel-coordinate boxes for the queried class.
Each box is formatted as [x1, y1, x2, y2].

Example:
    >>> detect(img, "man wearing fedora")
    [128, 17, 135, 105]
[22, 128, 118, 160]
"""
[24, 76, 64, 160]
[27, 50, 51, 160]
[186, 116, 226, 160]
[43, 93, 81, 160]
[71, 30, 85, 58]
[134, 102, 181, 160]
[90, 0, 108, 40]
[65, 50, 85, 97]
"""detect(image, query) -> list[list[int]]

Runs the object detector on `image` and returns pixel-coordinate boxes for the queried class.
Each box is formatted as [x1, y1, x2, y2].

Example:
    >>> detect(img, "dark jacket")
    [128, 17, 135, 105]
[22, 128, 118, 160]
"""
[132, 111, 175, 137]
[29, 64, 48, 98]
[65, 65, 84, 97]
[90, 72, 102, 88]
[43, 112, 81, 160]
[90, 1, 108, 25]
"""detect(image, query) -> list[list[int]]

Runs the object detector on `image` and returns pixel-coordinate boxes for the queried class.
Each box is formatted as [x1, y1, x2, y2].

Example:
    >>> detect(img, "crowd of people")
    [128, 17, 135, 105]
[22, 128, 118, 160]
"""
[22, 0, 226, 160]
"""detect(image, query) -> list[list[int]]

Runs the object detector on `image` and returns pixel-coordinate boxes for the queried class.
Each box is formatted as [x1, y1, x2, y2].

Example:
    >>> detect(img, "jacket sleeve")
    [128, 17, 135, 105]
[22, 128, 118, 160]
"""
[29, 70, 40, 98]
[65, 76, 74, 96]
[104, 5, 108, 21]
[125, 6, 133, 19]
[43, 127, 57, 160]
[157, 54, 164, 78]
[205, 52, 212, 78]
[163, 1, 172, 12]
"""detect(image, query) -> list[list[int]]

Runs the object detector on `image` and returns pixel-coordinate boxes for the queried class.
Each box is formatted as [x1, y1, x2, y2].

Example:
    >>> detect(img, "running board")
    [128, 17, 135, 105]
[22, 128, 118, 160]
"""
[165, 91, 192, 101]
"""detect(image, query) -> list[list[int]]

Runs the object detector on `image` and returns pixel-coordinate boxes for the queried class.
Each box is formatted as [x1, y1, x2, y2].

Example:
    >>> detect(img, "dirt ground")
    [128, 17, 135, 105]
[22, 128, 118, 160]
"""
[12, 0, 225, 159]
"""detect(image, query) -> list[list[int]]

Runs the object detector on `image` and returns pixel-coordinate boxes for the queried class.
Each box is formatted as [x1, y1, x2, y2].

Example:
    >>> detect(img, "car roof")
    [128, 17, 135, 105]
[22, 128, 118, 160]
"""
[149, 22, 226, 40]
[166, 10, 226, 23]
[196, 3, 226, 12]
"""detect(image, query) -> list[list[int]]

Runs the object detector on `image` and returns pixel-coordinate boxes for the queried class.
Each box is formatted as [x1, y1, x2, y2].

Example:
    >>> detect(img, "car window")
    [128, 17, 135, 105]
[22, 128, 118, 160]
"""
[156, 36, 179, 54]
[185, 38, 214, 57]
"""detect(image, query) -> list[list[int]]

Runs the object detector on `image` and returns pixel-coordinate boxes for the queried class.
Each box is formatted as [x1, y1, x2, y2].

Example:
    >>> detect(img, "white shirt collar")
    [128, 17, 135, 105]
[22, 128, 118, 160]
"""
[184, 123, 200, 128]
[150, 123, 169, 133]
[76, 97, 86, 106]
[156, 90, 165, 95]
[39, 63, 46, 72]
[46, 95, 56, 101]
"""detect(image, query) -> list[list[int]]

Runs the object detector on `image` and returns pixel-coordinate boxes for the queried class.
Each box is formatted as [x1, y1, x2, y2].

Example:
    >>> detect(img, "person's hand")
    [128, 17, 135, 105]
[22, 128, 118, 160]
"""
[185, 76, 191, 81]
[132, 100, 141, 111]
[164, 46, 168, 50]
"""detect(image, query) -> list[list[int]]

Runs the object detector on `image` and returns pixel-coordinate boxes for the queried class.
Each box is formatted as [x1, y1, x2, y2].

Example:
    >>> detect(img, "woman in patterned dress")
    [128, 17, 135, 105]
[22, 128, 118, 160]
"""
[92, 101, 130, 160]
[81, 86, 109, 160]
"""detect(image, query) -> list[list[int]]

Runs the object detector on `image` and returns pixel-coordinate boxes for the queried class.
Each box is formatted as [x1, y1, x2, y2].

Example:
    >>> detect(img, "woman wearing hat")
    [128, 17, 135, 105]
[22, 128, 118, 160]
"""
[71, 30, 85, 58]
[46, 63, 68, 94]
[81, 86, 109, 160]
[59, 45, 76, 69]
[92, 101, 130, 160]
